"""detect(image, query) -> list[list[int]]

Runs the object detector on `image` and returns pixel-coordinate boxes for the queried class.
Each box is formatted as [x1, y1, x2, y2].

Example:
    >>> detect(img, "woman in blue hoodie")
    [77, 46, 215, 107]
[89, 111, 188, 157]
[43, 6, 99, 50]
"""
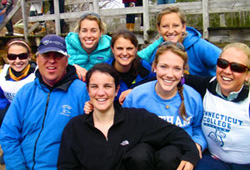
[65, 12, 112, 81]
[138, 6, 222, 77]
[123, 42, 206, 159]
[107, 29, 155, 103]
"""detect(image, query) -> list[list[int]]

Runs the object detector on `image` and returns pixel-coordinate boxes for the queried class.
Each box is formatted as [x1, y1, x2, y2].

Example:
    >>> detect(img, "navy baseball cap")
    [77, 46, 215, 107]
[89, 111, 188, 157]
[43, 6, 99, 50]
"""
[38, 34, 68, 56]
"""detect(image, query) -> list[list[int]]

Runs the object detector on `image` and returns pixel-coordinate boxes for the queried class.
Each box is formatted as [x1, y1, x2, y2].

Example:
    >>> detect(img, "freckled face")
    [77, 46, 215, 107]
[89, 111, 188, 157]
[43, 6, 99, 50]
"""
[79, 19, 103, 54]
[157, 13, 186, 43]
[154, 50, 184, 99]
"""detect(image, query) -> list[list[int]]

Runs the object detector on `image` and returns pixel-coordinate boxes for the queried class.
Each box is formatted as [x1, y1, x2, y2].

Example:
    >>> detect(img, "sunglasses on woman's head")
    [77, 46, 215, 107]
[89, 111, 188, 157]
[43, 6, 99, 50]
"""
[217, 58, 249, 73]
[159, 41, 185, 51]
[7, 53, 29, 60]
[80, 12, 101, 20]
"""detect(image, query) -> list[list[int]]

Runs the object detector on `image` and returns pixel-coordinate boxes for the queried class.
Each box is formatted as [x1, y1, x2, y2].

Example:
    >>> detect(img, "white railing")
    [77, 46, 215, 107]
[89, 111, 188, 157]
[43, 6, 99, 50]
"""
[1, 0, 250, 42]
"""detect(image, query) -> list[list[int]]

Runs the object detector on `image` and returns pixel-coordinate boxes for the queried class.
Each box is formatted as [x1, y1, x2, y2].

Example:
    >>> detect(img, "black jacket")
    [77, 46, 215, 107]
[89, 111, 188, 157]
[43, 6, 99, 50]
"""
[58, 104, 199, 170]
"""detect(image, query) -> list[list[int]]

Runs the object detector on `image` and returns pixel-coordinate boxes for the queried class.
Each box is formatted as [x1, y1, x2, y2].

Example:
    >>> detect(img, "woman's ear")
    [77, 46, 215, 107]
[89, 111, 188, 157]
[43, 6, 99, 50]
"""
[244, 71, 250, 83]
[152, 64, 157, 73]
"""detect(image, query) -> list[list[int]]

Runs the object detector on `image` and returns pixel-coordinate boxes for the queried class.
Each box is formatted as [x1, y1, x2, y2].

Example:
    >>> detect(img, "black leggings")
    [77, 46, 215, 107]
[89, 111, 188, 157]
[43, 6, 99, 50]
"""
[124, 143, 182, 170]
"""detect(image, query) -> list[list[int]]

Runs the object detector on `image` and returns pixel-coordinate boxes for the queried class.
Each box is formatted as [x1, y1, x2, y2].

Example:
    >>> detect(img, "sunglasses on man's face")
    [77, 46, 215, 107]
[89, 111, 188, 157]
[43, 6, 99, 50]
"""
[7, 53, 29, 60]
[217, 58, 249, 73]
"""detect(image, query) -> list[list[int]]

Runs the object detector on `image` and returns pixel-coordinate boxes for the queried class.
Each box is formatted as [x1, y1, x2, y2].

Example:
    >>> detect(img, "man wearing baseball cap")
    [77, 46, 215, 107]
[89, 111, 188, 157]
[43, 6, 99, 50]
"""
[0, 35, 89, 170]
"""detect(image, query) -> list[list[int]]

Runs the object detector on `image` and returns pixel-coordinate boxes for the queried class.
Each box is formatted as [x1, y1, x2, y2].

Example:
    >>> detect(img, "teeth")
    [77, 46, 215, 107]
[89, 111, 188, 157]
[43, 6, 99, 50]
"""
[86, 40, 93, 44]
[48, 67, 56, 69]
[97, 99, 106, 102]
[163, 79, 173, 83]
[121, 57, 129, 60]
[222, 76, 232, 81]
[167, 35, 176, 38]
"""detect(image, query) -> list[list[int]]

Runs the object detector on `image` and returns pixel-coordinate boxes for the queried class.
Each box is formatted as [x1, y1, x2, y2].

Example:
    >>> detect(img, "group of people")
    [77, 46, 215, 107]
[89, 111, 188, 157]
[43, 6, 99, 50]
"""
[0, 5, 249, 170]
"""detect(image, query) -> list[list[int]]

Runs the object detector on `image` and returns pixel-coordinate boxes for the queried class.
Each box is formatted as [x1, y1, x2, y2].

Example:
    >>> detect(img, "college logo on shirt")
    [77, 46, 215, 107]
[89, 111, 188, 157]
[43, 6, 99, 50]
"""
[203, 111, 243, 147]
[159, 115, 192, 127]
[4, 92, 15, 101]
[60, 105, 72, 117]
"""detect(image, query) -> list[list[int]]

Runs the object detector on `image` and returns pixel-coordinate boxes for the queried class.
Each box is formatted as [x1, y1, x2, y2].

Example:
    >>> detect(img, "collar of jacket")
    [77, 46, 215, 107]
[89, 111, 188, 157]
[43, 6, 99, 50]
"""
[137, 60, 151, 78]
[110, 58, 150, 78]
[5, 61, 37, 80]
[85, 102, 124, 128]
[35, 65, 78, 92]
[208, 77, 249, 102]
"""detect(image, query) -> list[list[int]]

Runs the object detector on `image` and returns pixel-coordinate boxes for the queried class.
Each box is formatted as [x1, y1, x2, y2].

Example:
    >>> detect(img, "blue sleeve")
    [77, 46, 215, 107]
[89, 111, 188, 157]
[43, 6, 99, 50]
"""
[0, 88, 28, 169]
[66, 37, 77, 66]
[188, 91, 207, 150]
[194, 39, 222, 76]
[0, 87, 9, 110]
[122, 91, 133, 108]
[137, 37, 163, 63]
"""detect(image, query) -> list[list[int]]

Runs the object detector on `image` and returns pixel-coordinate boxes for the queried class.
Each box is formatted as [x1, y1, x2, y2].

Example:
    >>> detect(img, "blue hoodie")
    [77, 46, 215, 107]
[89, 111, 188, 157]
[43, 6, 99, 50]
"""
[106, 58, 155, 101]
[138, 26, 222, 76]
[66, 32, 112, 70]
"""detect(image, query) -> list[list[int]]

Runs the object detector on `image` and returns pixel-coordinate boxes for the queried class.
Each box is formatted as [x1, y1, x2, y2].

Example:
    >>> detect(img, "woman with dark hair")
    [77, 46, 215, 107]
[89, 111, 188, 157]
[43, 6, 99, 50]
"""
[57, 63, 200, 170]
[108, 29, 155, 103]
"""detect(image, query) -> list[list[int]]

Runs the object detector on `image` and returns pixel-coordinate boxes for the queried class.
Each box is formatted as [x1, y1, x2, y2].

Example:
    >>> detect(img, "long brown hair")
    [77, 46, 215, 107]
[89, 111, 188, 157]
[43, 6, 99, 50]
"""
[153, 43, 188, 120]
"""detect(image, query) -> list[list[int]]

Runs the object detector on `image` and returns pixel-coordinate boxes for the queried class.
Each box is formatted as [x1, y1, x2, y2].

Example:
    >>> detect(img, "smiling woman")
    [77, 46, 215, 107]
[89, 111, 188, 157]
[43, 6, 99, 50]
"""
[123, 43, 206, 160]
[106, 29, 155, 103]
[65, 12, 112, 81]
[57, 63, 200, 170]
[184, 42, 250, 169]
[0, 38, 36, 125]
[138, 6, 222, 77]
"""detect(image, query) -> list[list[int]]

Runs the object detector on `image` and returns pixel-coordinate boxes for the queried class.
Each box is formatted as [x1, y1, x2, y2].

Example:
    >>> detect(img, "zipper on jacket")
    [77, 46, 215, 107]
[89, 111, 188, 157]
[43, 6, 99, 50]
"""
[87, 54, 90, 62]
[32, 92, 50, 170]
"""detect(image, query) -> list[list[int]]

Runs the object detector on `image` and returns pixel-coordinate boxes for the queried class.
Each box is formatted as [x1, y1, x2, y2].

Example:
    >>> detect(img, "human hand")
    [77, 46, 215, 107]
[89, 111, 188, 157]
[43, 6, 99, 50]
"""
[74, 64, 87, 82]
[118, 89, 132, 105]
[195, 143, 202, 159]
[0, 9, 6, 15]
[176, 160, 194, 170]
[84, 101, 93, 114]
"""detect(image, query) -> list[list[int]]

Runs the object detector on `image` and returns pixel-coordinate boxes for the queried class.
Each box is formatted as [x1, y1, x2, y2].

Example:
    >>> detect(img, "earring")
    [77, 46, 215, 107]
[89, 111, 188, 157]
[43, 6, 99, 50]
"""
[181, 75, 185, 85]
